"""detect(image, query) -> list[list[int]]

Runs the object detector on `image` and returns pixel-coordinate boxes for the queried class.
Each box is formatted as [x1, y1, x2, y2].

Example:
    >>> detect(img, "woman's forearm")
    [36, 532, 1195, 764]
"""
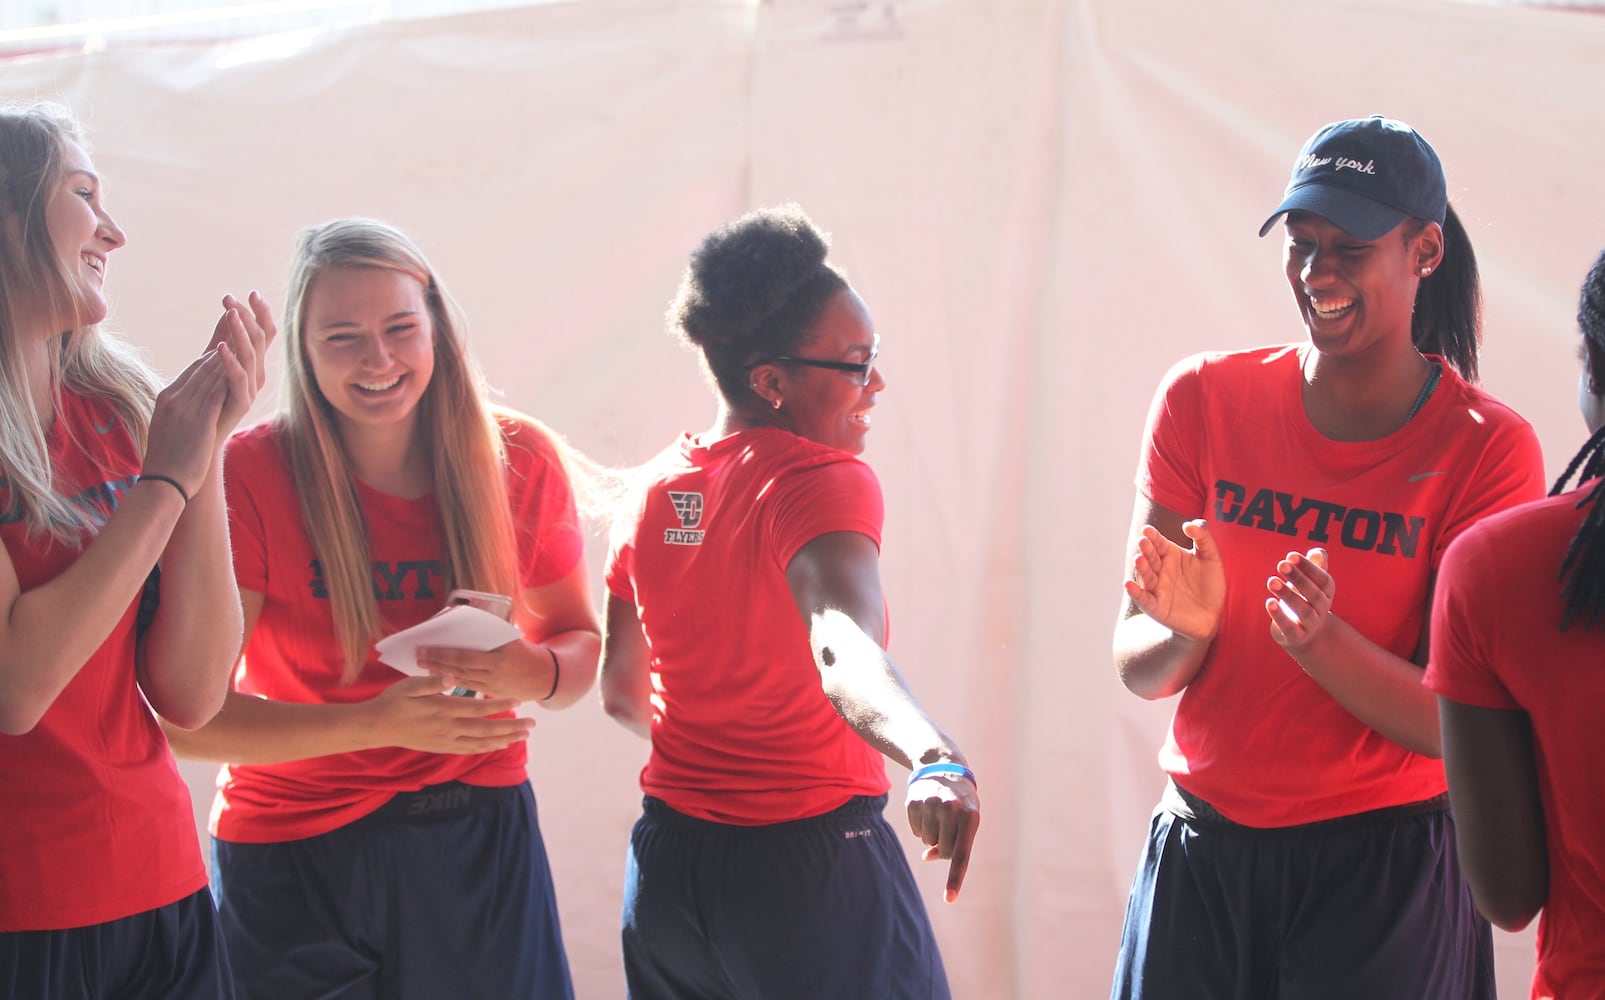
[1288, 615, 1441, 756]
[531, 627, 600, 710]
[599, 594, 655, 739]
[139, 467, 243, 729]
[806, 607, 965, 770]
[0, 480, 185, 735]
[163, 688, 383, 764]
[1113, 610, 1212, 700]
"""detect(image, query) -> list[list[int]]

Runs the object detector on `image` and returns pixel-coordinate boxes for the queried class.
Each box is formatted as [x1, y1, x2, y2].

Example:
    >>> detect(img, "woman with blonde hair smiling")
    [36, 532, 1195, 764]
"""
[0, 102, 270, 997]
[165, 218, 597, 999]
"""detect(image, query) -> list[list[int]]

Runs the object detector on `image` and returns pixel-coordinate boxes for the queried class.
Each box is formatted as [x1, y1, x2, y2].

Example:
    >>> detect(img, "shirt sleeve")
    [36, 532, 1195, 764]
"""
[603, 484, 640, 603]
[1432, 416, 1546, 568]
[222, 433, 269, 594]
[506, 420, 583, 590]
[763, 458, 884, 568]
[1425, 522, 1518, 710]
[1136, 355, 1209, 516]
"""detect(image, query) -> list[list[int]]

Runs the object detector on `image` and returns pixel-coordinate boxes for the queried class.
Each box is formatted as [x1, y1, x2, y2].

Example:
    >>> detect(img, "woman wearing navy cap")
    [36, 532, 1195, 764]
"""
[1110, 116, 1546, 998]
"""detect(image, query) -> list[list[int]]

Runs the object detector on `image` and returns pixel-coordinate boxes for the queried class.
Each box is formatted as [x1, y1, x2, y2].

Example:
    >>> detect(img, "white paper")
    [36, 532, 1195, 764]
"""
[374, 605, 522, 676]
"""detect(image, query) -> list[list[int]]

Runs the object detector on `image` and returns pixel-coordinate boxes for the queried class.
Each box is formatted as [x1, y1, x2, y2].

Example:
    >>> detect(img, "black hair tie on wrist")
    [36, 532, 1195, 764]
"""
[138, 473, 189, 505]
[540, 647, 561, 701]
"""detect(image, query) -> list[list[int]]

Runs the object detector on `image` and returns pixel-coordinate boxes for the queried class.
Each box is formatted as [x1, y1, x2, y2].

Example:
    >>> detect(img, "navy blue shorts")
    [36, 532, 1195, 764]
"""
[0, 887, 234, 999]
[622, 793, 949, 1000]
[212, 780, 571, 1000]
[1111, 784, 1495, 1000]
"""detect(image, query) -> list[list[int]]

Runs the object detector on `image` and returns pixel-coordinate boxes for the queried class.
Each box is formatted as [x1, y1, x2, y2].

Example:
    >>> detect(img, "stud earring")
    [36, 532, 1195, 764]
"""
[772, 397, 783, 410]
[1419, 266, 1433, 276]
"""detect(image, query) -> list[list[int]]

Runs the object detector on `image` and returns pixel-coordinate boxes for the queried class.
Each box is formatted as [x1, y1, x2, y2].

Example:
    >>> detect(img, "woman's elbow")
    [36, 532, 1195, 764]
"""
[599, 683, 651, 738]
[0, 700, 46, 737]
[1476, 892, 1542, 933]
[1116, 661, 1185, 701]
[151, 691, 226, 732]
[1411, 738, 1443, 760]
[599, 686, 637, 725]
[144, 669, 229, 731]
[0, 675, 63, 735]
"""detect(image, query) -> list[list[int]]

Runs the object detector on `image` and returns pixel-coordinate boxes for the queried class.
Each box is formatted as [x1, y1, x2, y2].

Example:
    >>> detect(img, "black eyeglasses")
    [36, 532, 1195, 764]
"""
[755, 345, 879, 387]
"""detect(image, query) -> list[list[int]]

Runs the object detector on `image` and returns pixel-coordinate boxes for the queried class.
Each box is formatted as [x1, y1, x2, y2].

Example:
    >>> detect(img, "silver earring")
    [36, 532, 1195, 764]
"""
[772, 397, 782, 410]
[1419, 266, 1432, 276]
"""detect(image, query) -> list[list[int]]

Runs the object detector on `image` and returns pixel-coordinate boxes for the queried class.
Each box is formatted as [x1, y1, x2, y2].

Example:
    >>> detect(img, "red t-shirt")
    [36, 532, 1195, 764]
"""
[606, 428, 891, 825]
[1138, 346, 1545, 826]
[0, 390, 207, 931]
[211, 413, 582, 843]
[1426, 484, 1605, 999]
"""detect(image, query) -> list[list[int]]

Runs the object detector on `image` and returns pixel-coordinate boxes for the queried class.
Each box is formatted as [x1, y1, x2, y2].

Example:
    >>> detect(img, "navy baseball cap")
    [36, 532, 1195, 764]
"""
[1258, 116, 1447, 240]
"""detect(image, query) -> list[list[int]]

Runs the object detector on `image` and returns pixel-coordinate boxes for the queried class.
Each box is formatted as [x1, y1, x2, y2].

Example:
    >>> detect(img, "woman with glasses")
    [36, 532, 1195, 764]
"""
[600, 204, 979, 999]
[1110, 117, 1546, 998]
[1428, 248, 1605, 998]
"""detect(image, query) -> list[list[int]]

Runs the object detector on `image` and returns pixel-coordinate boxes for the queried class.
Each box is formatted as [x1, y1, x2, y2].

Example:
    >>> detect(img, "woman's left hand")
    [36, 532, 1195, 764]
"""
[1265, 548, 1335, 653]
[907, 771, 981, 903]
[207, 291, 276, 439]
[416, 641, 557, 702]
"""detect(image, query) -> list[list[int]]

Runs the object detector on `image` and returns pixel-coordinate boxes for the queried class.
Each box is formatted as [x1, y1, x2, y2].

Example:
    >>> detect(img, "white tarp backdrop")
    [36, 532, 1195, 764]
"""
[5, 0, 1602, 995]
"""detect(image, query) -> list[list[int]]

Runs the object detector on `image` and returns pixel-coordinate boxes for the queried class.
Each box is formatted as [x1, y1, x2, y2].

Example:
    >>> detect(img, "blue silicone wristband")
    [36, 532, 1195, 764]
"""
[907, 762, 976, 787]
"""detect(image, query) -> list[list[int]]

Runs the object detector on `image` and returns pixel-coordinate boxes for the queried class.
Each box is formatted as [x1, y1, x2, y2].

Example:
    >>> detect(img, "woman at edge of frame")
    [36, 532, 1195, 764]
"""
[1429, 247, 1605, 999]
[0, 101, 271, 998]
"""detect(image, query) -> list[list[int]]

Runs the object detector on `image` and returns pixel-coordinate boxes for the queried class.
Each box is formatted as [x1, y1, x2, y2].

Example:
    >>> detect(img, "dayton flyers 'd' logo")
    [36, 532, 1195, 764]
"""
[665, 491, 705, 545]
[668, 491, 703, 528]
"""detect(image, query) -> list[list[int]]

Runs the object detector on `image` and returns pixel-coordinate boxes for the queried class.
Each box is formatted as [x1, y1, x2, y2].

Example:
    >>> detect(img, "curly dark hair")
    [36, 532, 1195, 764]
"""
[1551, 247, 1605, 629]
[667, 204, 848, 402]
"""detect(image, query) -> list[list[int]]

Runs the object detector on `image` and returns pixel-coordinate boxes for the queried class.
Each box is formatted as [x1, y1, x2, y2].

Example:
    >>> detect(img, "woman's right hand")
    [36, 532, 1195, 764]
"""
[360, 675, 535, 755]
[1124, 518, 1227, 641]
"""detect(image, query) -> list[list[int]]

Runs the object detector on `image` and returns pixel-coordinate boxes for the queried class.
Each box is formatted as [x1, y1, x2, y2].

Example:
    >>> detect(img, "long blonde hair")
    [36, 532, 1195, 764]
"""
[279, 218, 518, 683]
[0, 103, 158, 543]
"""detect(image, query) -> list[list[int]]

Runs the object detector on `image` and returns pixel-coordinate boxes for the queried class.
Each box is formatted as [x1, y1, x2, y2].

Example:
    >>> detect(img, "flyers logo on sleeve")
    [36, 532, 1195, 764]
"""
[665, 491, 705, 545]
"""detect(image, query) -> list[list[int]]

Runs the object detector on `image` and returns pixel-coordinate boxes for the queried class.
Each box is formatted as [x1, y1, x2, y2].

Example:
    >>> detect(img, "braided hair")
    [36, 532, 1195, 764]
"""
[1550, 248, 1605, 629]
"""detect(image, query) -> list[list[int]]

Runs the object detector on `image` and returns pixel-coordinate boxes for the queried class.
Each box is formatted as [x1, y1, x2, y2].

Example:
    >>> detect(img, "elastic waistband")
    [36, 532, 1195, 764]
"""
[361, 781, 521, 826]
[641, 793, 889, 831]
[1162, 778, 1449, 836]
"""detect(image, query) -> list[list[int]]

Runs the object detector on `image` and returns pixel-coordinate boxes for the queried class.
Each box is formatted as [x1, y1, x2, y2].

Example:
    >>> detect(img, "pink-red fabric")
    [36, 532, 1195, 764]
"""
[606, 428, 891, 825]
[0, 390, 206, 931]
[1426, 485, 1605, 999]
[1138, 345, 1545, 826]
[211, 413, 581, 843]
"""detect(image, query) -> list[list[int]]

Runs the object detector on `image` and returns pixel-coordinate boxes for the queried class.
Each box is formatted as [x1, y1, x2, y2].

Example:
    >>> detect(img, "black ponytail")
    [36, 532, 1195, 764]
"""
[1409, 204, 1480, 382]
